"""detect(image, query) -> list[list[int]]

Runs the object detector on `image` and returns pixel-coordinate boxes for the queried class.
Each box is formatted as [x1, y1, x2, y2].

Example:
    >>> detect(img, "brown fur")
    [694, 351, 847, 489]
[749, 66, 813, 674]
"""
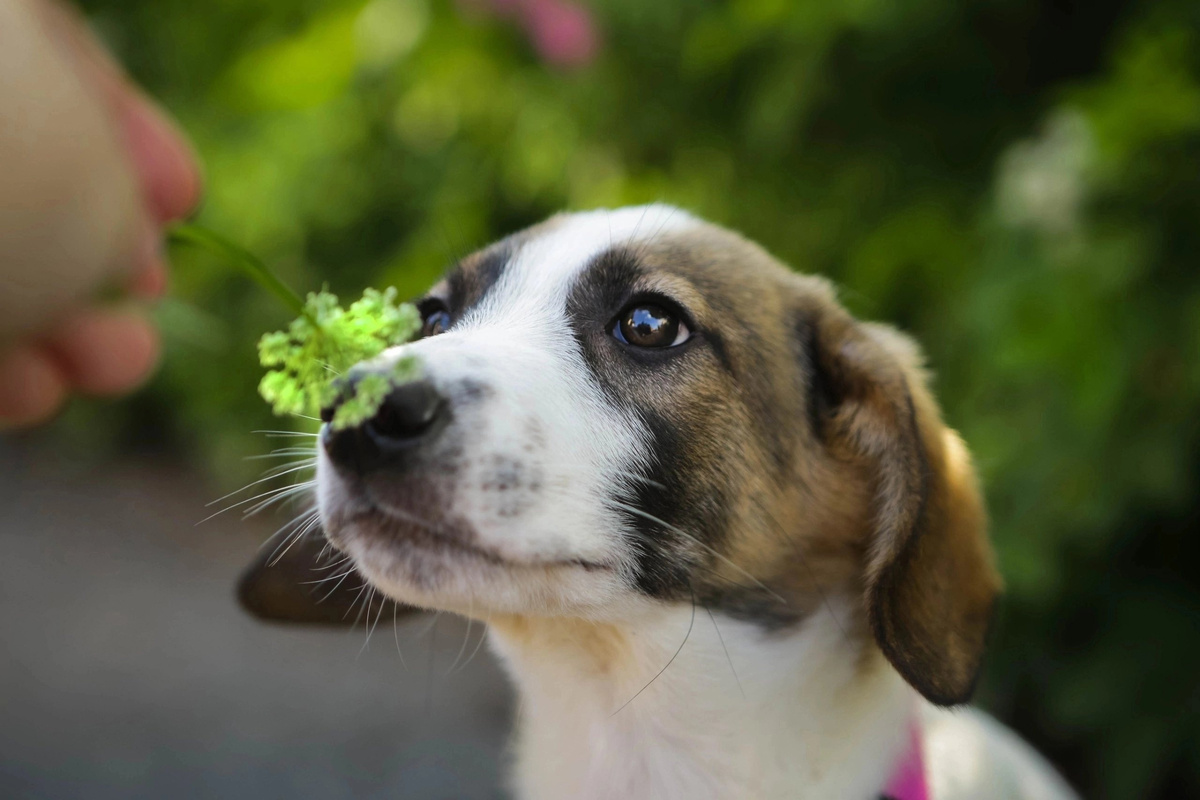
[609, 225, 1000, 704]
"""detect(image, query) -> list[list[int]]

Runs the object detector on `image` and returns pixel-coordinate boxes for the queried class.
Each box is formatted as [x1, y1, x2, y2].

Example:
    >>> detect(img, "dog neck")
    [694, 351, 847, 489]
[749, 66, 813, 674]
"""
[487, 600, 915, 800]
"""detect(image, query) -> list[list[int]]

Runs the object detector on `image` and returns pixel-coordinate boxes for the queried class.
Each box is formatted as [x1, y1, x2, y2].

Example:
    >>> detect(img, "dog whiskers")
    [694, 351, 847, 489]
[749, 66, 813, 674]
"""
[451, 609, 491, 675]
[196, 480, 314, 525]
[360, 586, 389, 656]
[205, 461, 315, 509]
[258, 505, 316, 547]
[345, 581, 374, 628]
[611, 588, 696, 717]
[302, 566, 357, 587]
[310, 552, 351, 572]
[262, 460, 317, 480]
[317, 569, 361, 604]
[267, 512, 322, 566]
[243, 448, 317, 461]
[706, 608, 745, 700]
[241, 482, 317, 519]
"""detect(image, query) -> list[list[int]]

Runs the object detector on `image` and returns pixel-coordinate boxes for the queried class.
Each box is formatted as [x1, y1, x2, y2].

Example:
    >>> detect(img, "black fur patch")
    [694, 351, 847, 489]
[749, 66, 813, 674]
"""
[445, 245, 512, 316]
[625, 408, 704, 598]
[565, 247, 736, 601]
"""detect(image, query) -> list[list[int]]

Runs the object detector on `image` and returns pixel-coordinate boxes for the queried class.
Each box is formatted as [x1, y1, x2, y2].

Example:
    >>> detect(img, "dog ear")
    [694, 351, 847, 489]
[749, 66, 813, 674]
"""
[798, 283, 1001, 705]
[237, 532, 417, 626]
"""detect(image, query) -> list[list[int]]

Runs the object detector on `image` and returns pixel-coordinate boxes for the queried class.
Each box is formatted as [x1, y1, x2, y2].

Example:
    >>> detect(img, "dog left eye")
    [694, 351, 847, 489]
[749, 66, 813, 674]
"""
[613, 304, 690, 348]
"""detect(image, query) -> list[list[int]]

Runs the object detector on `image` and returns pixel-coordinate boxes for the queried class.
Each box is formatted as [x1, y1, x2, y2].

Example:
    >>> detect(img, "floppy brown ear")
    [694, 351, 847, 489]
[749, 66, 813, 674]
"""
[801, 287, 1001, 705]
[237, 531, 418, 626]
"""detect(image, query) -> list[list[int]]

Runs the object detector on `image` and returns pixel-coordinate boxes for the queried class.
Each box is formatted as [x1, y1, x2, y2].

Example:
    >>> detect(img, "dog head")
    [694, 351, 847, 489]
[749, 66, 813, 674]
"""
[249, 205, 1000, 705]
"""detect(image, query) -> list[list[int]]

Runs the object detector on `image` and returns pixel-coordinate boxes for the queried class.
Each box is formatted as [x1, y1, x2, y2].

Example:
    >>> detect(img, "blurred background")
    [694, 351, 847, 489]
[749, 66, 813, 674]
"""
[2, 0, 1199, 797]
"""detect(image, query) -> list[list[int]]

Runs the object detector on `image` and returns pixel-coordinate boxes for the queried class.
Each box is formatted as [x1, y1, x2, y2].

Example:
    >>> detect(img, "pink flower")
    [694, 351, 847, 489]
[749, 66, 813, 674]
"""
[457, 0, 600, 68]
[523, 0, 598, 67]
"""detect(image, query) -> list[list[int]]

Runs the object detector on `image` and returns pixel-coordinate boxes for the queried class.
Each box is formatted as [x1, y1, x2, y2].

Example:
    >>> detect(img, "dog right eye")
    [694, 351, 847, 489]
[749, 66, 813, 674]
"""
[612, 303, 691, 349]
[419, 300, 452, 338]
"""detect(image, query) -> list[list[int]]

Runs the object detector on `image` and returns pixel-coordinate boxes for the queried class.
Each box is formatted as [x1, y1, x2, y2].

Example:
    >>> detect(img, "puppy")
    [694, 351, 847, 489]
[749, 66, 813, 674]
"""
[241, 205, 1079, 800]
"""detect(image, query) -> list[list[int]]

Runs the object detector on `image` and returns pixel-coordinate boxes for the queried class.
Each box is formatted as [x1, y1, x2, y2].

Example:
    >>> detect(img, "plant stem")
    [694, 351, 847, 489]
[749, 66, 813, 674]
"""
[167, 223, 319, 327]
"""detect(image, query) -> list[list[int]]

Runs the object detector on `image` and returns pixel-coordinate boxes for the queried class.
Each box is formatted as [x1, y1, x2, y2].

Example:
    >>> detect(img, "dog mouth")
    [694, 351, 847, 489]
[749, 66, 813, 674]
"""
[335, 499, 613, 574]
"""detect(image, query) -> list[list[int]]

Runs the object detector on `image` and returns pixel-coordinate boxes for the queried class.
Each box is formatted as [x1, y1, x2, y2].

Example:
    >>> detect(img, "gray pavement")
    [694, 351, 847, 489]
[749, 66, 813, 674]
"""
[0, 441, 512, 799]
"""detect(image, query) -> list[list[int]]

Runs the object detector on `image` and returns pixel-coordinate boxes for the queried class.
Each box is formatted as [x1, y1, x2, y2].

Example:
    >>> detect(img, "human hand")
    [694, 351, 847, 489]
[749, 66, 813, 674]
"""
[0, 0, 201, 428]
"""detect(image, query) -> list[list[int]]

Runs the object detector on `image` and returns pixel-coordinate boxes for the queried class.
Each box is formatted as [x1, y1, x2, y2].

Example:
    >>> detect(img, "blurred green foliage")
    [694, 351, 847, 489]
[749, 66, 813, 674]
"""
[71, 0, 1200, 796]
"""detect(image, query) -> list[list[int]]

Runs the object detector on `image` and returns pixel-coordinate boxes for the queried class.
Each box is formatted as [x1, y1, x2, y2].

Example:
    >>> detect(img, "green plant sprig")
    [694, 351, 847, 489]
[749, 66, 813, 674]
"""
[168, 224, 421, 430]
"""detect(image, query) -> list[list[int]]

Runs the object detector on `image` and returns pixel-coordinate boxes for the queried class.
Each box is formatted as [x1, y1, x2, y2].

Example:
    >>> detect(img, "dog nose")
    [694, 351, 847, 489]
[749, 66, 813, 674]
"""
[367, 379, 443, 441]
[321, 377, 446, 472]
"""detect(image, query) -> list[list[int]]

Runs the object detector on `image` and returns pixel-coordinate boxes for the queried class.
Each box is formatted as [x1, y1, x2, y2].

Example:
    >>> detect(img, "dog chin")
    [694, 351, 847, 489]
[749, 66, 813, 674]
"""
[323, 506, 624, 618]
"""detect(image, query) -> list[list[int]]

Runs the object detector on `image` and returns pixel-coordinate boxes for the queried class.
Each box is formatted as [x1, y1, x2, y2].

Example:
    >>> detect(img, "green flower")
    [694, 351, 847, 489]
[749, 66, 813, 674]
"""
[257, 287, 421, 428]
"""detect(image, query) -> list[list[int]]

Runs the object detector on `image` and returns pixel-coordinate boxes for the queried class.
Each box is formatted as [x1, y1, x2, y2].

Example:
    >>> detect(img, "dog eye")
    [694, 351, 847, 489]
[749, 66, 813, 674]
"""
[420, 302, 452, 338]
[613, 304, 690, 348]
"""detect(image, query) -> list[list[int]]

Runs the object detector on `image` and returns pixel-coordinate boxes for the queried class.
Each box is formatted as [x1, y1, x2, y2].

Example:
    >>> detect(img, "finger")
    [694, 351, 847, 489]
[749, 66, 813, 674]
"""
[0, 343, 69, 428]
[46, 308, 161, 397]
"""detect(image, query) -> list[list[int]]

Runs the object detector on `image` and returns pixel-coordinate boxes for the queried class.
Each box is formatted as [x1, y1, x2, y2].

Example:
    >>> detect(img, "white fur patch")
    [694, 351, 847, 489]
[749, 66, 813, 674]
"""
[492, 602, 914, 800]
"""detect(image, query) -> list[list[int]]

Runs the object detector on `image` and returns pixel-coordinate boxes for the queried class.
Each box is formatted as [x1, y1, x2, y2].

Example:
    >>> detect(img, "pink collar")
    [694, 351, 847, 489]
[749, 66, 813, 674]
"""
[881, 717, 929, 800]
